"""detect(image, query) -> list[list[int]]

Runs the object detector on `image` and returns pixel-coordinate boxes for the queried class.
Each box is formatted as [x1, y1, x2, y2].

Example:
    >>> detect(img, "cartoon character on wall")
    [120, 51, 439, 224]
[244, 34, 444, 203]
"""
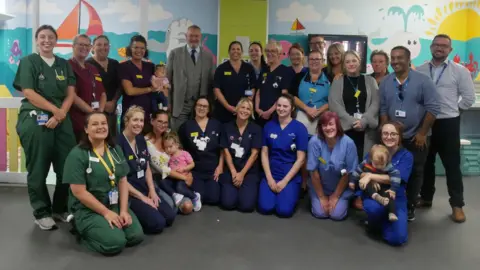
[454, 53, 479, 80]
[8, 40, 22, 66]
[147, 18, 217, 64]
[270, 39, 292, 61]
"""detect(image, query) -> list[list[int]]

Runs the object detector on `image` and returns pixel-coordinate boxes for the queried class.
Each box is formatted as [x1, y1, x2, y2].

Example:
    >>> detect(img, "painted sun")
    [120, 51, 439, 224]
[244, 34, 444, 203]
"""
[425, 0, 480, 41]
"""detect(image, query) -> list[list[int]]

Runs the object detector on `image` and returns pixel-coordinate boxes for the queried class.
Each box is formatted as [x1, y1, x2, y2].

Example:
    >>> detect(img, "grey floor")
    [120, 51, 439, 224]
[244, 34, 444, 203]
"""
[1, 177, 479, 270]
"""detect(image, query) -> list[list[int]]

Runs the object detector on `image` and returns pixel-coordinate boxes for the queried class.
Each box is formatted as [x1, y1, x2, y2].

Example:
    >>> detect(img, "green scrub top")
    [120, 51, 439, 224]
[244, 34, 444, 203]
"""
[63, 144, 130, 212]
[13, 53, 76, 113]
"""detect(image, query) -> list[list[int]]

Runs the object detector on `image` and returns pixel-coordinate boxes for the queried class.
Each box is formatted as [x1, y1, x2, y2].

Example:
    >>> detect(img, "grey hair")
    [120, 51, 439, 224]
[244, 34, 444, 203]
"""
[73, 34, 91, 45]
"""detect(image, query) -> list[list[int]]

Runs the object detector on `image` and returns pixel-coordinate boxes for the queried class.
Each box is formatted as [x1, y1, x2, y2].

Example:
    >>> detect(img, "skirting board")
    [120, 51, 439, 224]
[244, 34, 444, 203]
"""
[0, 166, 57, 185]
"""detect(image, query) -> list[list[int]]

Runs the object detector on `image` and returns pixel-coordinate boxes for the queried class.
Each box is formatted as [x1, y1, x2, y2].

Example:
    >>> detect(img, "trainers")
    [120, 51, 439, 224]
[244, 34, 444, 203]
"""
[172, 193, 185, 207]
[34, 217, 57, 230]
[53, 212, 73, 223]
[192, 192, 202, 212]
[407, 208, 416, 222]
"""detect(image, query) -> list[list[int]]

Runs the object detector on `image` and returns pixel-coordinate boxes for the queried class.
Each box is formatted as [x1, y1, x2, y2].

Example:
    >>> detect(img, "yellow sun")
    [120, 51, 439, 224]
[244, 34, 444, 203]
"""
[426, 1, 480, 41]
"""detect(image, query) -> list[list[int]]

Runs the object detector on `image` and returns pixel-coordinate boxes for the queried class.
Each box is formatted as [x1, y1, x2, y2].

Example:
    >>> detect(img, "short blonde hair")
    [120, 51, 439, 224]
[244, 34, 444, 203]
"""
[369, 144, 391, 164]
[123, 105, 145, 125]
[266, 40, 283, 55]
[163, 131, 182, 148]
[342, 50, 362, 74]
[235, 98, 254, 118]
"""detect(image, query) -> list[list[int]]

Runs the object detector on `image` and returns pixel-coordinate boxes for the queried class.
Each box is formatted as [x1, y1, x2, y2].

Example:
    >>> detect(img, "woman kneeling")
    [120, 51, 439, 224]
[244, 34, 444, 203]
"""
[64, 112, 144, 255]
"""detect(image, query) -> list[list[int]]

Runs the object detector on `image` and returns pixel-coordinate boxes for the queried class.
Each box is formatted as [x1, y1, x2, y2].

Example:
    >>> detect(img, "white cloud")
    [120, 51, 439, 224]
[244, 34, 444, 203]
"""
[276, 2, 322, 22]
[99, 1, 172, 23]
[8, 0, 62, 15]
[324, 8, 353, 25]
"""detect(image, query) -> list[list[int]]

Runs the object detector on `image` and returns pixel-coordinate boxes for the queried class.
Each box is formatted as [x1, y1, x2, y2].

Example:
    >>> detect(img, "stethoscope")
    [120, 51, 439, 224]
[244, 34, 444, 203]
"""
[86, 147, 123, 174]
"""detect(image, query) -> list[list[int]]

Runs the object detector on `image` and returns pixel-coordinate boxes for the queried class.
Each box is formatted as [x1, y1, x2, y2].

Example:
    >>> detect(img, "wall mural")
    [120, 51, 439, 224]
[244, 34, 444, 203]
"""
[268, 0, 480, 80]
[0, 0, 218, 98]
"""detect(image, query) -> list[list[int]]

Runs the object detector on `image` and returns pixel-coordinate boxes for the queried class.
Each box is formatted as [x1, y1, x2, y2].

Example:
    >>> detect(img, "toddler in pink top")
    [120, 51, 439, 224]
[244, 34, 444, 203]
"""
[161, 131, 202, 211]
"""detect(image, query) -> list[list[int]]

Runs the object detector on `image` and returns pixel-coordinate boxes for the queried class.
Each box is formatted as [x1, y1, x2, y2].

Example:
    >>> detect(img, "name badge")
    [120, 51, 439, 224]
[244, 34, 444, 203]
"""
[245, 89, 253, 96]
[137, 170, 145, 178]
[95, 76, 102, 82]
[395, 110, 406, 118]
[136, 75, 143, 79]
[309, 88, 317, 93]
[224, 71, 232, 76]
[108, 189, 119, 205]
[190, 132, 199, 137]
[56, 75, 65, 81]
[36, 113, 48, 126]
[91, 101, 100, 109]
[235, 147, 245, 158]
[129, 155, 134, 160]
[270, 133, 278, 139]
[89, 157, 100, 162]
[318, 157, 327, 164]
[354, 113, 363, 120]
[354, 90, 361, 98]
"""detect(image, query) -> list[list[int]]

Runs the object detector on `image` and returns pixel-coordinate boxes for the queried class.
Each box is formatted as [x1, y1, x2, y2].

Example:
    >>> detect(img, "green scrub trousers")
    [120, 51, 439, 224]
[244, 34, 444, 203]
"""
[13, 53, 77, 219]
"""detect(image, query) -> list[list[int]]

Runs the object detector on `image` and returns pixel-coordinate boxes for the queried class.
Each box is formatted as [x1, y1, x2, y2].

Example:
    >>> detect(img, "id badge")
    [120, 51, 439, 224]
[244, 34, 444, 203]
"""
[197, 141, 206, 151]
[395, 110, 406, 118]
[354, 113, 363, 120]
[91, 101, 100, 110]
[109, 189, 119, 205]
[36, 113, 48, 126]
[235, 147, 244, 158]
[245, 89, 253, 96]
[137, 170, 145, 178]
[290, 143, 297, 151]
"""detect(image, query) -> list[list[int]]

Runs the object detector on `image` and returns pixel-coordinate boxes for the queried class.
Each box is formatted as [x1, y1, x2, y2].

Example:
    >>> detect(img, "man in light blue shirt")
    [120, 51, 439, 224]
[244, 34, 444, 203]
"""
[379, 46, 440, 222]
[416, 34, 475, 223]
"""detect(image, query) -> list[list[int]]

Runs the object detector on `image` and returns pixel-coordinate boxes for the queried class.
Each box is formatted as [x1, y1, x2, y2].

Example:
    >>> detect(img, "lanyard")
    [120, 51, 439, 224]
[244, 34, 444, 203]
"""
[429, 62, 448, 85]
[347, 76, 361, 112]
[394, 76, 409, 103]
[123, 133, 139, 160]
[88, 68, 97, 101]
[92, 146, 116, 187]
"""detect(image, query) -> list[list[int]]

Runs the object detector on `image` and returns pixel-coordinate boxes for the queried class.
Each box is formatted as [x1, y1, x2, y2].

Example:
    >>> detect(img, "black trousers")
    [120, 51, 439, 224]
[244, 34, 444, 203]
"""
[365, 182, 396, 215]
[402, 137, 429, 210]
[422, 117, 464, 207]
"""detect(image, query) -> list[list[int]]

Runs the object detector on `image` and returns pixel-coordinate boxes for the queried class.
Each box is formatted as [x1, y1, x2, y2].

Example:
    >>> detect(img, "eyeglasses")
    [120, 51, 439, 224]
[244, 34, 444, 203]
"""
[397, 84, 404, 101]
[75, 43, 91, 48]
[382, 131, 399, 138]
[196, 104, 209, 109]
[309, 58, 324, 62]
[156, 121, 168, 126]
[431, 43, 450, 49]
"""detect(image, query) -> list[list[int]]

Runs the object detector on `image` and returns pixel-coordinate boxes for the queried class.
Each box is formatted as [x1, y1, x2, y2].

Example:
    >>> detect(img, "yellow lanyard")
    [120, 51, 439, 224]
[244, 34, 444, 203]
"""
[93, 146, 116, 188]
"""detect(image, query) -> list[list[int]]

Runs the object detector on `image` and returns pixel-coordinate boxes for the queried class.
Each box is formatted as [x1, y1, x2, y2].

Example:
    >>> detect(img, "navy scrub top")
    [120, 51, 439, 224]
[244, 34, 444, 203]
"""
[220, 121, 263, 173]
[262, 118, 309, 181]
[117, 134, 150, 195]
[213, 61, 257, 123]
[257, 64, 294, 111]
[178, 118, 223, 176]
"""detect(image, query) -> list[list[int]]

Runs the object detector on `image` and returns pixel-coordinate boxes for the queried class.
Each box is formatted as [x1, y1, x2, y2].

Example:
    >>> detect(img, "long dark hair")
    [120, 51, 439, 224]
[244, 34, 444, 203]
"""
[277, 93, 297, 118]
[126, 34, 149, 59]
[78, 112, 116, 149]
[249, 41, 267, 68]
[35, 25, 57, 40]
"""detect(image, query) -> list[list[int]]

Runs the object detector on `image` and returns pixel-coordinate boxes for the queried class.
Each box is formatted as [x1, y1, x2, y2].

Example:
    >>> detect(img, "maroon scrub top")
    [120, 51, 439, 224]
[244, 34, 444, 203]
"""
[68, 59, 105, 137]
[118, 60, 155, 122]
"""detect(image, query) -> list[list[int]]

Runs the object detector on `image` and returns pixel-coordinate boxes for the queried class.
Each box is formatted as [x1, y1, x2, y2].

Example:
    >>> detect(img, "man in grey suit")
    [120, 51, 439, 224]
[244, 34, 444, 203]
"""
[167, 25, 215, 130]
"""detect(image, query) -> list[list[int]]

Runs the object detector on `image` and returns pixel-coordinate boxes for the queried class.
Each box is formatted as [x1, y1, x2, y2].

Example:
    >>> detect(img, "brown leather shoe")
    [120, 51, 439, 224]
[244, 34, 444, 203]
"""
[416, 198, 432, 208]
[451, 207, 466, 223]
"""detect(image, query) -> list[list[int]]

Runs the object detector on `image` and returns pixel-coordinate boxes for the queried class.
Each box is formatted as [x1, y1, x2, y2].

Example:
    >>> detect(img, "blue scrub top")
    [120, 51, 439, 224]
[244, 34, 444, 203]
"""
[117, 134, 150, 195]
[307, 135, 358, 197]
[263, 118, 309, 181]
[178, 118, 223, 176]
[213, 61, 257, 123]
[220, 121, 262, 173]
[297, 71, 330, 109]
[257, 64, 294, 111]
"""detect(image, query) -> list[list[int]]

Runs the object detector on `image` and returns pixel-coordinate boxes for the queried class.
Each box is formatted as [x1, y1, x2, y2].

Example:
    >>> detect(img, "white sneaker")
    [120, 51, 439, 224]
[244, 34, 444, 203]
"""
[192, 192, 202, 212]
[53, 212, 73, 223]
[34, 217, 57, 230]
[172, 193, 185, 207]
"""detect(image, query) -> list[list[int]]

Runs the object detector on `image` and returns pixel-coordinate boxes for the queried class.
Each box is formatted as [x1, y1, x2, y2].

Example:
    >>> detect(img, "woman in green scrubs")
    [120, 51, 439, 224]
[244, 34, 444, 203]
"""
[13, 25, 77, 230]
[63, 112, 144, 255]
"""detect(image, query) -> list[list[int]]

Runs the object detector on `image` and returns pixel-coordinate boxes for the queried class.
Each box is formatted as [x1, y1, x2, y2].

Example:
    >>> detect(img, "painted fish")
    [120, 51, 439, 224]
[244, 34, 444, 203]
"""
[117, 47, 127, 58]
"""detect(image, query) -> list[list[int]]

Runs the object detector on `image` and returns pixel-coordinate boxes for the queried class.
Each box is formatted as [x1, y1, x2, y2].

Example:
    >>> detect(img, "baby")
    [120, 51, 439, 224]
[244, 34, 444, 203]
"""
[350, 144, 401, 222]
[163, 132, 202, 211]
[151, 63, 170, 112]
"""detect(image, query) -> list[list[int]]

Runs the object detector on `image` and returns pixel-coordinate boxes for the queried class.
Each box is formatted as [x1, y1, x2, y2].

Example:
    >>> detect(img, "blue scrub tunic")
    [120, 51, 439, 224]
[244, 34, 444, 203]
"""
[256, 64, 294, 116]
[220, 121, 263, 173]
[362, 147, 413, 246]
[297, 72, 330, 109]
[213, 61, 256, 123]
[117, 134, 150, 194]
[262, 118, 309, 180]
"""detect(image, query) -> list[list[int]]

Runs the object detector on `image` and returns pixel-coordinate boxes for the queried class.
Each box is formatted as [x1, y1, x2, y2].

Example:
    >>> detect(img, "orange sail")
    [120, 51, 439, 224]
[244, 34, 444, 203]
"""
[291, 18, 305, 31]
[57, 2, 80, 41]
[82, 0, 103, 36]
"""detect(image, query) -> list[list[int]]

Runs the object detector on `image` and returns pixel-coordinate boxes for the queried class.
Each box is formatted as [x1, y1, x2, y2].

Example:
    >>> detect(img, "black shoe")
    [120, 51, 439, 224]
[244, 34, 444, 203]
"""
[408, 208, 416, 222]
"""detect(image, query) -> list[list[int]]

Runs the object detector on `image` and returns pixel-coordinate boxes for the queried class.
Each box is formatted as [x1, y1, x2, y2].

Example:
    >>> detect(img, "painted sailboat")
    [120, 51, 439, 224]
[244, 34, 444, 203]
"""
[54, 0, 103, 54]
[290, 18, 305, 35]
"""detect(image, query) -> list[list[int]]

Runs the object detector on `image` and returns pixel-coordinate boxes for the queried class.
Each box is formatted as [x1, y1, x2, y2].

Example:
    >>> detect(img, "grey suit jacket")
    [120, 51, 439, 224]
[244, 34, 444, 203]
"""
[328, 75, 380, 155]
[166, 45, 215, 117]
